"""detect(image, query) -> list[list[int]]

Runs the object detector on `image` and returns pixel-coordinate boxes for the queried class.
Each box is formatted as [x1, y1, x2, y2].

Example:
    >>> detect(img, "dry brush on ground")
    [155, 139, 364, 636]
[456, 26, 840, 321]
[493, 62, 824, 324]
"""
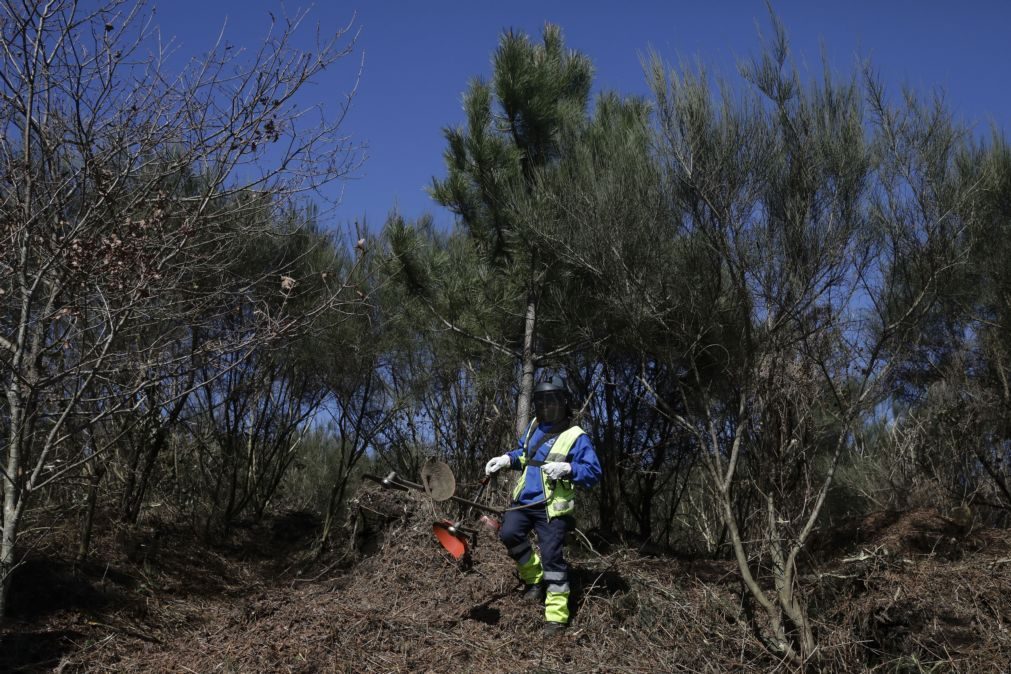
[1, 484, 1009, 672]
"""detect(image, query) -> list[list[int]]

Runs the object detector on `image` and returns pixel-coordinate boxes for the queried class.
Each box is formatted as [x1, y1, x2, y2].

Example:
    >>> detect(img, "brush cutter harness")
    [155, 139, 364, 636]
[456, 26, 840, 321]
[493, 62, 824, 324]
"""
[511, 420, 586, 520]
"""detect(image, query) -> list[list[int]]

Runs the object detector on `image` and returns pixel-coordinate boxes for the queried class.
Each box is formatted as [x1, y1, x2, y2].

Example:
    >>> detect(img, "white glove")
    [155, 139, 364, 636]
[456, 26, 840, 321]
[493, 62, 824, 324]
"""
[485, 454, 512, 476]
[542, 462, 571, 480]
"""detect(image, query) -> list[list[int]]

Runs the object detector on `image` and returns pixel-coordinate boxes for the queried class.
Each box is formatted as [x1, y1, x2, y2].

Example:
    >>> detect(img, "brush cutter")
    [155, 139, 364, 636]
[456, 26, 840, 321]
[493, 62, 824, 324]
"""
[431, 473, 505, 559]
[363, 461, 503, 561]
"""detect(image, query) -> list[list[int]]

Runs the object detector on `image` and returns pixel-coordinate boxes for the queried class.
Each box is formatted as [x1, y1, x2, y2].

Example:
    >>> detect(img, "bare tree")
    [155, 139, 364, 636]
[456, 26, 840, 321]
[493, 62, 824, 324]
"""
[637, 24, 986, 661]
[0, 0, 362, 618]
[876, 128, 1011, 519]
[521, 14, 989, 663]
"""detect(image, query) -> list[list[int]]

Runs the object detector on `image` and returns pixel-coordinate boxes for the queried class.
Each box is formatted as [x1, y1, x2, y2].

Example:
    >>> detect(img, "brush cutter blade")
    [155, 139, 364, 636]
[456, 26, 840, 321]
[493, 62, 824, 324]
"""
[432, 521, 468, 560]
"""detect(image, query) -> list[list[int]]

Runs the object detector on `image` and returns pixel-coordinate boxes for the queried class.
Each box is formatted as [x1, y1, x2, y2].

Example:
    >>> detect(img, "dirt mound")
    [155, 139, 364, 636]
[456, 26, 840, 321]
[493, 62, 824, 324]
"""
[82, 484, 751, 672]
[809, 509, 1011, 670]
[855, 508, 1005, 559]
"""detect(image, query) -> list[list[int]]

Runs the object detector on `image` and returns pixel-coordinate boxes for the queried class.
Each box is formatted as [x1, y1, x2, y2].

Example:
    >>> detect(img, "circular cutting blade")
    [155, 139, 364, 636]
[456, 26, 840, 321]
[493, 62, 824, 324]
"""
[433, 521, 467, 560]
[419, 460, 455, 501]
[432, 521, 467, 557]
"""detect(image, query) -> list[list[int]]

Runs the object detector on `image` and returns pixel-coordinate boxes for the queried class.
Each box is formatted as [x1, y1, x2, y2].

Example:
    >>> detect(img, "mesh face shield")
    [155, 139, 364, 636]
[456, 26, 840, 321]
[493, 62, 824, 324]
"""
[533, 390, 568, 425]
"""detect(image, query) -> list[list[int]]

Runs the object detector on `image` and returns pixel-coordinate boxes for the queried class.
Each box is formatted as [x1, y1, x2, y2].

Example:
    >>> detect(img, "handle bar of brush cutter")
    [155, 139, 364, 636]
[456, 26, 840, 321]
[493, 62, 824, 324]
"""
[461, 474, 491, 522]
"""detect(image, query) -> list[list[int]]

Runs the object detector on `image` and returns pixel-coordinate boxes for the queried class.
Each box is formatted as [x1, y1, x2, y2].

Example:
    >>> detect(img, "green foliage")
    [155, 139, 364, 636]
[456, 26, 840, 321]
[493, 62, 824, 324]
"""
[280, 426, 374, 514]
[430, 24, 593, 263]
[389, 24, 605, 437]
[877, 128, 1011, 512]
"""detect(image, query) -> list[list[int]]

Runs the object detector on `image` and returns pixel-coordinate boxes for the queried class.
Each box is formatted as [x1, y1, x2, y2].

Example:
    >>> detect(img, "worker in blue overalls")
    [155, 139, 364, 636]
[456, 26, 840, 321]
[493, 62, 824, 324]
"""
[485, 374, 602, 633]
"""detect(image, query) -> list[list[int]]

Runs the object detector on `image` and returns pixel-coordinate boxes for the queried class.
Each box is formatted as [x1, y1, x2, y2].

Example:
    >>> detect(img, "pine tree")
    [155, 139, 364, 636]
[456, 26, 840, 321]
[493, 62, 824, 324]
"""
[427, 24, 593, 434]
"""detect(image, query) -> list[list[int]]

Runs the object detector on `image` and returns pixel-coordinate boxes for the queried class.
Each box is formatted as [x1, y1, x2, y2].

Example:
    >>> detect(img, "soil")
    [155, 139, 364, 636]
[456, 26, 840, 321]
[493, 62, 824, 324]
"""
[2, 489, 1009, 673]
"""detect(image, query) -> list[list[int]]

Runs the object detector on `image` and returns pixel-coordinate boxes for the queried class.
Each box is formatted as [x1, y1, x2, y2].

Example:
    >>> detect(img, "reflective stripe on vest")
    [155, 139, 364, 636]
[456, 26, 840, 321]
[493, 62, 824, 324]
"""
[512, 419, 585, 519]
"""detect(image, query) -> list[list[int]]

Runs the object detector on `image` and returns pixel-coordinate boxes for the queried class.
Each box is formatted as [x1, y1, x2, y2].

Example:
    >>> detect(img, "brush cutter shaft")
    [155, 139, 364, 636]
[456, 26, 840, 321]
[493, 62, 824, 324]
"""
[362, 471, 415, 491]
[448, 492, 501, 515]
[363, 473, 504, 515]
[433, 520, 478, 537]
[444, 493, 503, 515]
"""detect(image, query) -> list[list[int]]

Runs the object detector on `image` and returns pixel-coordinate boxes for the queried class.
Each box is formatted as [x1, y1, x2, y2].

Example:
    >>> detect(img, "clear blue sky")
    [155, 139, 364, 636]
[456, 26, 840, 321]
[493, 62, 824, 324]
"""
[150, 1, 1011, 233]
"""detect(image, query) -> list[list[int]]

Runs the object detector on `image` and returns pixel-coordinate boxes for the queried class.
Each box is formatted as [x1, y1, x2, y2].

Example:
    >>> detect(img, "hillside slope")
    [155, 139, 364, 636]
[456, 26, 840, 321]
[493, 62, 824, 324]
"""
[2, 486, 1009, 672]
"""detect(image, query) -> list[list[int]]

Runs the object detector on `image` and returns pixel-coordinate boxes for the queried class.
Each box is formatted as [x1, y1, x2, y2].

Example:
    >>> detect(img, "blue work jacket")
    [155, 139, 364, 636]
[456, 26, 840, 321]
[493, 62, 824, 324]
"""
[506, 420, 602, 505]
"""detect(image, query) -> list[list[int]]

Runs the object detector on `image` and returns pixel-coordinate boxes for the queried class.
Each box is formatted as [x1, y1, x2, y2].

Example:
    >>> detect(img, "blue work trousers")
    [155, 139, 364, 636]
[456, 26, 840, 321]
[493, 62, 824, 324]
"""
[498, 506, 571, 582]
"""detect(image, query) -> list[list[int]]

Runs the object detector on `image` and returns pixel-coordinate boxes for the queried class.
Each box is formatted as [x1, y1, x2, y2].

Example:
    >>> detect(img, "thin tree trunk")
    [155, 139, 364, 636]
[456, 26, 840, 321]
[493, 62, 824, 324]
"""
[515, 281, 538, 437]
[0, 511, 14, 620]
[1, 420, 17, 618]
[599, 375, 617, 537]
[2, 381, 26, 621]
[77, 460, 105, 562]
[319, 475, 350, 553]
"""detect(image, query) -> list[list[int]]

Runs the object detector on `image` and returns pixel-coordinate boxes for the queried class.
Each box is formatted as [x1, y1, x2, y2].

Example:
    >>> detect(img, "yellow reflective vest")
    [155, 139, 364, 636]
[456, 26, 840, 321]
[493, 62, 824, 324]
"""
[511, 420, 586, 520]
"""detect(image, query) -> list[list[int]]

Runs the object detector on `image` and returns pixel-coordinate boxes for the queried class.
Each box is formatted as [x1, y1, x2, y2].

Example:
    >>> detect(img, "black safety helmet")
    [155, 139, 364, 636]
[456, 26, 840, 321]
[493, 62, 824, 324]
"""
[533, 375, 570, 425]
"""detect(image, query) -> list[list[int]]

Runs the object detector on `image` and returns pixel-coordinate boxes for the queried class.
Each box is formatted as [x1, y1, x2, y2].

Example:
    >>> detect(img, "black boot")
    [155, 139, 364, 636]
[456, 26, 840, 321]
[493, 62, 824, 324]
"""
[521, 583, 544, 602]
[542, 621, 567, 634]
